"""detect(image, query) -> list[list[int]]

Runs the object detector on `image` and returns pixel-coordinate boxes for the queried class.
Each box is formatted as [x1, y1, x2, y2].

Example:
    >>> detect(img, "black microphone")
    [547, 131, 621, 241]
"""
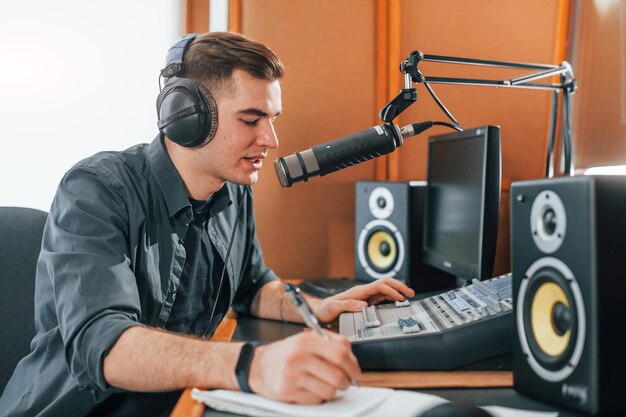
[274, 122, 435, 187]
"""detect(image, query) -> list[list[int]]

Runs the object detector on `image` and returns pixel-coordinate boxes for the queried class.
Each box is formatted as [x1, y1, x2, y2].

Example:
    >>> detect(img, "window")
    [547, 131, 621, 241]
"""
[0, 0, 181, 210]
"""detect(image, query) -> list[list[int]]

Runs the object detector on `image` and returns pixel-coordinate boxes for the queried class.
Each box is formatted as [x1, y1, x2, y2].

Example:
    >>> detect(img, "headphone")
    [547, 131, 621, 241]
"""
[156, 34, 218, 147]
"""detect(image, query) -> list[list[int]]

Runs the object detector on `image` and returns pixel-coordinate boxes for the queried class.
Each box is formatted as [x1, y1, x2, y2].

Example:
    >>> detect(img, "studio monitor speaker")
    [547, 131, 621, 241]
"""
[511, 175, 626, 415]
[355, 181, 454, 292]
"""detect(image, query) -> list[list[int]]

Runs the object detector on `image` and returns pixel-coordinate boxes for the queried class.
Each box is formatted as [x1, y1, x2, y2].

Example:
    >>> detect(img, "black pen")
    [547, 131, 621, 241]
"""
[284, 283, 359, 385]
[284, 283, 329, 340]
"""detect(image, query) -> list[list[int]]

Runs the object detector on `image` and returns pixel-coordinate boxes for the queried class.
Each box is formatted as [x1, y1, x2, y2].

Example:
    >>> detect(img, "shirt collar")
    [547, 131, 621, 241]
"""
[148, 134, 191, 219]
[208, 184, 233, 217]
[148, 134, 234, 220]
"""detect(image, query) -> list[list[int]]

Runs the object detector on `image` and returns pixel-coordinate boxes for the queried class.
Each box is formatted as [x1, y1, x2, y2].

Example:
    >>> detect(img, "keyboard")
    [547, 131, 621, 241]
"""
[339, 273, 513, 370]
[297, 277, 363, 298]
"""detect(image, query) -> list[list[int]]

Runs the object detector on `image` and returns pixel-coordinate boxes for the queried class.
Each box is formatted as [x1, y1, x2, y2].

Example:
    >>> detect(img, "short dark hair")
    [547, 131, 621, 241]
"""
[182, 31, 284, 94]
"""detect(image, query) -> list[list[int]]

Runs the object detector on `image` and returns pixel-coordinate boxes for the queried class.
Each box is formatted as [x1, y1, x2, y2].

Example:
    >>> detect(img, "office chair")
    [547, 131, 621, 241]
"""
[0, 207, 47, 392]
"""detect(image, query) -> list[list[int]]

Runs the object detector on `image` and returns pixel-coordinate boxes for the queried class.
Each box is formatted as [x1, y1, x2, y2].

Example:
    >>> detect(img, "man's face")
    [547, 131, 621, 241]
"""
[196, 69, 282, 187]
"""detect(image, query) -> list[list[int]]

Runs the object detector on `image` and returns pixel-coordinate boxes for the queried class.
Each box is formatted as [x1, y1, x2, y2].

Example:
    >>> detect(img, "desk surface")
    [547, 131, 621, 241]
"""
[171, 313, 589, 417]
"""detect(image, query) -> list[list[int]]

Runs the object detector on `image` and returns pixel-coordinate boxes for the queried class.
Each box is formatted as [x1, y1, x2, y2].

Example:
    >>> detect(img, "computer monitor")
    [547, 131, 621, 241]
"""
[422, 125, 501, 282]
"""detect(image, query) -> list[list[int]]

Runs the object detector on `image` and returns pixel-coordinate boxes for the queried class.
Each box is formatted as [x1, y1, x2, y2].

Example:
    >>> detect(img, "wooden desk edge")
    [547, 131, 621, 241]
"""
[171, 388, 205, 417]
[360, 370, 513, 389]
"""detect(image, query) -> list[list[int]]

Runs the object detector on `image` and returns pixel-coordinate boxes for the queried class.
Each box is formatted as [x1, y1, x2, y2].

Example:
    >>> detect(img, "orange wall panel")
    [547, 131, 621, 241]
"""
[572, 0, 626, 169]
[184, 0, 209, 33]
[240, 0, 378, 280]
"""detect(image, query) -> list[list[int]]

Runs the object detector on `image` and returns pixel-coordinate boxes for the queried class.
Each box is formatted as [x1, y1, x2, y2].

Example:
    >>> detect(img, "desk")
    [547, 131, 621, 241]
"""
[171, 314, 587, 417]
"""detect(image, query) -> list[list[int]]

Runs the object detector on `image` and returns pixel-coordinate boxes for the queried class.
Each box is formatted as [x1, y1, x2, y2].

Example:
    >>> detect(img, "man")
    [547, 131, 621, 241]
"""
[0, 32, 413, 416]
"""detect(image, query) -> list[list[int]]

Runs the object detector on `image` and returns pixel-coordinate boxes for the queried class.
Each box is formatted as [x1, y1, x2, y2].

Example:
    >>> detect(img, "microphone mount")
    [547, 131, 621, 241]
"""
[379, 50, 577, 177]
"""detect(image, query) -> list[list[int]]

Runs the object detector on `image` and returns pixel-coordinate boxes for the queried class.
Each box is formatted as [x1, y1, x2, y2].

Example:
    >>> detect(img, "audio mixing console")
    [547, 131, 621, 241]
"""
[339, 273, 513, 370]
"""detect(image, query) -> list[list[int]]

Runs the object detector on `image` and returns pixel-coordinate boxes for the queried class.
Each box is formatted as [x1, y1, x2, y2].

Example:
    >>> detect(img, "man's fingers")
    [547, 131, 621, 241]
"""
[380, 277, 415, 298]
[314, 332, 361, 383]
[287, 388, 327, 405]
[328, 299, 367, 315]
[335, 277, 414, 302]
[316, 277, 416, 322]
[300, 356, 351, 392]
[296, 332, 361, 385]
[297, 372, 340, 402]
[364, 281, 406, 302]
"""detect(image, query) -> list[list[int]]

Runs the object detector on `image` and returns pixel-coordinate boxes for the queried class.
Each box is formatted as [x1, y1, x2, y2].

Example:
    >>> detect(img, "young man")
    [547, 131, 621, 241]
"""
[0, 32, 413, 416]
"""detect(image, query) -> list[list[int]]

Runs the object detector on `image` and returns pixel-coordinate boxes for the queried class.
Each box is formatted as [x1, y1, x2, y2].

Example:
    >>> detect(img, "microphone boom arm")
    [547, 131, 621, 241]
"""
[380, 50, 577, 177]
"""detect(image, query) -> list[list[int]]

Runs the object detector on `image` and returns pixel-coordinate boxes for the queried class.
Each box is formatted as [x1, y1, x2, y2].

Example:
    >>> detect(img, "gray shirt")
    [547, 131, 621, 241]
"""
[0, 136, 278, 417]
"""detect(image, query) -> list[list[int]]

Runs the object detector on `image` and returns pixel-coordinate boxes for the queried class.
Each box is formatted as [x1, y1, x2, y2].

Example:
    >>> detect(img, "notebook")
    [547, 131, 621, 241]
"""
[191, 386, 559, 417]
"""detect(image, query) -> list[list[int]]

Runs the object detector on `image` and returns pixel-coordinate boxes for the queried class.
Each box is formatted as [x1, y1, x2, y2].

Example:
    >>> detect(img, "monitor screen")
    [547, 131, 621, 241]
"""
[423, 125, 501, 281]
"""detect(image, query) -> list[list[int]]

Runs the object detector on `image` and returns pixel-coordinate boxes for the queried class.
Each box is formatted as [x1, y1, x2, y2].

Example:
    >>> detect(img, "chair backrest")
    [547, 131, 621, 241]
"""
[0, 207, 48, 392]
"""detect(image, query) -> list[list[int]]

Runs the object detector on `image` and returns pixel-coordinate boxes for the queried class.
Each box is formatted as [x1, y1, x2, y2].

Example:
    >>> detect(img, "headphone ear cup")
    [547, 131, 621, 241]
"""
[156, 77, 216, 147]
[198, 84, 219, 144]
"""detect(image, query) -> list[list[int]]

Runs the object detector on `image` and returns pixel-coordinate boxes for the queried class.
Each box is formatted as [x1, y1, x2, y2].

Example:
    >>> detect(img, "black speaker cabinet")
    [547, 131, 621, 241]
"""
[355, 181, 454, 292]
[511, 175, 626, 415]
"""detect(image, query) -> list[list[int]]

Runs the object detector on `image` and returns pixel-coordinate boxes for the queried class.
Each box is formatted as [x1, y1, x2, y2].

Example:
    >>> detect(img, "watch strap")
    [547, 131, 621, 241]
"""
[235, 341, 259, 393]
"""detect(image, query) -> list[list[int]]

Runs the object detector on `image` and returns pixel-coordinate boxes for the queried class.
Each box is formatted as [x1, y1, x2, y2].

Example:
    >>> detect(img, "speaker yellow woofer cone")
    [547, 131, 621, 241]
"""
[358, 219, 405, 279]
[517, 258, 585, 382]
[366, 231, 397, 272]
[531, 281, 571, 357]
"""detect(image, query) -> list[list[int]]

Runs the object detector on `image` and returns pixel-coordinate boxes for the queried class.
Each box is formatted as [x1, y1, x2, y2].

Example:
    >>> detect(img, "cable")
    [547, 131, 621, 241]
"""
[401, 121, 463, 140]
[562, 89, 573, 176]
[546, 90, 558, 177]
[423, 82, 462, 128]
[433, 121, 463, 132]
[202, 185, 250, 339]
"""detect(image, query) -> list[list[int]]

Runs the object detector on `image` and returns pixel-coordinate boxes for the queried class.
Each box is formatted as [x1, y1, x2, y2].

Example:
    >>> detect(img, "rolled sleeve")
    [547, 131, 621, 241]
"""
[43, 164, 143, 393]
[231, 266, 279, 316]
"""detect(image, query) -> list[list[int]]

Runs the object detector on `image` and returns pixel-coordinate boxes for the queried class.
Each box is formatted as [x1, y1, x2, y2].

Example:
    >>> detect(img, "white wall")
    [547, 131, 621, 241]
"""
[0, 0, 181, 211]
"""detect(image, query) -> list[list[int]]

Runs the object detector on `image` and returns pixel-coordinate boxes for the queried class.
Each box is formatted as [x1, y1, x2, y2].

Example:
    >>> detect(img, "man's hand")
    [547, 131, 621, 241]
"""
[247, 331, 360, 404]
[314, 277, 415, 323]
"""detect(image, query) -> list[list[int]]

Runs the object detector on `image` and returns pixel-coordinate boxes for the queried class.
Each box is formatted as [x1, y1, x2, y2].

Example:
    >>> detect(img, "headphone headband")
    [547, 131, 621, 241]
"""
[160, 33, 198, 78]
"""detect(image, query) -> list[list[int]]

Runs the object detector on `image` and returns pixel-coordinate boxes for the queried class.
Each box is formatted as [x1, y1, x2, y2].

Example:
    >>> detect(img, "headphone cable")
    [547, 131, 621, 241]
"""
[202, 185, 250, 339]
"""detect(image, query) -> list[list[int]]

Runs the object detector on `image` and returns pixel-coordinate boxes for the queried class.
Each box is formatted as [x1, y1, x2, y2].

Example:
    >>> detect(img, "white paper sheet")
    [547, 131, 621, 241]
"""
[191, 386, 392, 417]
[191, 386, 560, 417]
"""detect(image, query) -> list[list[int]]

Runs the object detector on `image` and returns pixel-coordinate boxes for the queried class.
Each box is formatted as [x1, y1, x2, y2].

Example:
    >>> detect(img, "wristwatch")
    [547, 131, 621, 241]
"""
[235, 342, 259, 393]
